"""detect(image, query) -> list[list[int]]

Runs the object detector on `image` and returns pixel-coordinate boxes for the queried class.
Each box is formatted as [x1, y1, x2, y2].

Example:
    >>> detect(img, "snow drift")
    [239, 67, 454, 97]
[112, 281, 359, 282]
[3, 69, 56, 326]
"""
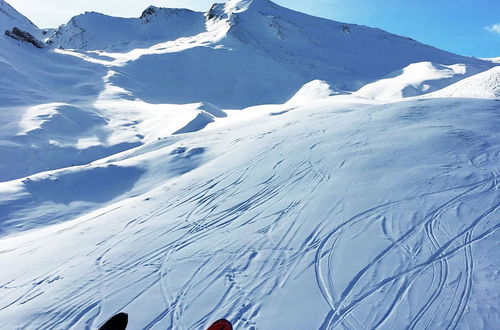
[426, 66, 500, 99]
[354, 62, 484, 101]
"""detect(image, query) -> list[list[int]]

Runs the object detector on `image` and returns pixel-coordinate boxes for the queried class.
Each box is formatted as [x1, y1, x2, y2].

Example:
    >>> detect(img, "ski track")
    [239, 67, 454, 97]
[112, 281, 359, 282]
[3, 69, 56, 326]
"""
[316, 175, 499, 329]
[0, 101, 499, 329]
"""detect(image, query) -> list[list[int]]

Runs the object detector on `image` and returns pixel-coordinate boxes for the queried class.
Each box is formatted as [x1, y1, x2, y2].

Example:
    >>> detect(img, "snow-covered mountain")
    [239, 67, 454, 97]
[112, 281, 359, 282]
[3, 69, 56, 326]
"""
[47, 7, 206, 51]
[44, 0, 492, 108]
[0, 0, 498, 329]
[0, 0, 39, 36]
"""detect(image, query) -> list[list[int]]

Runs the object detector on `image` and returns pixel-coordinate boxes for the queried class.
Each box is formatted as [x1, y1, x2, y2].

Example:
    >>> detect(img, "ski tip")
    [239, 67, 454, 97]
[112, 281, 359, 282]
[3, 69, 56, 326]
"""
[207, 318, 233, 330]
[98, 312, 128, 330]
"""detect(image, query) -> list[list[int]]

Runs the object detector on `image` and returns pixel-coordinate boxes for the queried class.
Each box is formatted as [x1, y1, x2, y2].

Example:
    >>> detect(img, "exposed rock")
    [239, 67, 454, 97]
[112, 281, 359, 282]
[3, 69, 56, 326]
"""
[140, 6, 156, 20]
[140, 6, 193, 24]
[5, 27, 44, 48]
[206, 3, 226, 21]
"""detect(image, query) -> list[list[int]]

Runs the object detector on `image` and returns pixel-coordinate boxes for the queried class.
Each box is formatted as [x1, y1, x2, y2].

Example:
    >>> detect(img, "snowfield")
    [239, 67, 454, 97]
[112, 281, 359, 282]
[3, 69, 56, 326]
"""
[0, 0, 499, 329]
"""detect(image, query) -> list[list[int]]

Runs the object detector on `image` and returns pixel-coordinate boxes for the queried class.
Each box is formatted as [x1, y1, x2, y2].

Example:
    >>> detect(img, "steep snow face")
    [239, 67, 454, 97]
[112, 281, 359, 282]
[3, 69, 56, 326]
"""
[0, 37, 106, 107]
[47, 8, 206, 51]
[354, 62, 484, 101]
[108, 45, 309, 108]
[215, 0, 489, 90]
[36, 0, 494, 108]
[0, 0, 39, 36]
[106, 0, 493, 108]
[426, 66, 500, 99]
[206, 0, 259, 21]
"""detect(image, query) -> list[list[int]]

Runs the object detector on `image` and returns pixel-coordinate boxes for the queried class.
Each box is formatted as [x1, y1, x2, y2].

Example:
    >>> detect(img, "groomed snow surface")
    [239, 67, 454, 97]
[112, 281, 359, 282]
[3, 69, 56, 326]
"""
[0, 0, 499, 329]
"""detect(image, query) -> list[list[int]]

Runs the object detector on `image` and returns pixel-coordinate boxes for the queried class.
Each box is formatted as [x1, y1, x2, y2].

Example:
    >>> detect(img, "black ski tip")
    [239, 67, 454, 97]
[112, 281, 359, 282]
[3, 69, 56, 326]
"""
[207, 318, 233, 330]
[98, 312, 128, 330]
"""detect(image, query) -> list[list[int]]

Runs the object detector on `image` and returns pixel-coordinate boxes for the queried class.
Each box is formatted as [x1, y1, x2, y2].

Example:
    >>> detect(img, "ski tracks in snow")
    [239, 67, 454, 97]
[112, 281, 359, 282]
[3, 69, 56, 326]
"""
[315, 172, 499, 329]
[150, 134, 335, 329]
[1, 100, 499, 329]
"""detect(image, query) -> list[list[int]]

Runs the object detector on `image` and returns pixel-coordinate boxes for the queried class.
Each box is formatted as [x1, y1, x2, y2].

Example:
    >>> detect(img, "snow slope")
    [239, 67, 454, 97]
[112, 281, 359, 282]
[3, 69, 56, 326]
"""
[426, 66, 500, 99]
[0, 95, 498, 329]
[0, 32, 106, 107]
[354, 62, 482, 101]
[46, 0, 493, 108]
[0, 0, 499, 329]
[484, 57, 500, 64]
[0, 0, 39, 37]
[47, 7, 206, 51]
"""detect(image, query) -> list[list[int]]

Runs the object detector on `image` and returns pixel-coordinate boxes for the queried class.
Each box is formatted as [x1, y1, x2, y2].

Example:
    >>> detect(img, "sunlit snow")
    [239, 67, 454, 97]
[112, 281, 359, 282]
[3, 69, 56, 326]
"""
[0, 0, 498, 329]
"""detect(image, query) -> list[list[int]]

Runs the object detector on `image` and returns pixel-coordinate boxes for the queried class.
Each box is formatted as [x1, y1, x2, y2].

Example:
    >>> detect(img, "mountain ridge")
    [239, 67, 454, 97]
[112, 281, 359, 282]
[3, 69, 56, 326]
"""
[0, 0, 40, 36]
[46, 7, 206, 51]
[40, 0, 493, 108]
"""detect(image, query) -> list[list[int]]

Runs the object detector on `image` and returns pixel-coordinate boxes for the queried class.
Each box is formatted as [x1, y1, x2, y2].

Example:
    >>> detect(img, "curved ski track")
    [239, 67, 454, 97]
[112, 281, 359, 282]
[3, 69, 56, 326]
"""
[0, 100, 499, 329]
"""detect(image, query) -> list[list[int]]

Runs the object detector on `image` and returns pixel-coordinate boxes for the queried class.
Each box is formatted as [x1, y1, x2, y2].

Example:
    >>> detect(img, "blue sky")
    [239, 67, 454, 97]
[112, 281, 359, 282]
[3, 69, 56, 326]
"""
[7, 0, 500, 57]
[291, 0, 500, 58]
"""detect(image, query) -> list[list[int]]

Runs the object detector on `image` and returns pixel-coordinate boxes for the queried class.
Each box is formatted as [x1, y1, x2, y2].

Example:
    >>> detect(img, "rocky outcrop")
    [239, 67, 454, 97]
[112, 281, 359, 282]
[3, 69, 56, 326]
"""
[140, 6, 156, 19]
[5, 27, 44, 48]
[206, 4, 226, 21]
[140, 6, 196, 24]
[46, 8, 205, 51]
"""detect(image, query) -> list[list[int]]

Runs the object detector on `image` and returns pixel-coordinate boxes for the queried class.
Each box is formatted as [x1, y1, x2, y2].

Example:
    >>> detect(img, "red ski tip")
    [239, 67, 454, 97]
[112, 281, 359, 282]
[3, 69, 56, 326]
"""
[207, 318, 233, 330]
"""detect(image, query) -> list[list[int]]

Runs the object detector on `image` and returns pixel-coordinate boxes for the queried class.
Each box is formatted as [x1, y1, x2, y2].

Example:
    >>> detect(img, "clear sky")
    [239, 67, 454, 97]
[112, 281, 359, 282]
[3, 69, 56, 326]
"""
[6, 0, 500, 58]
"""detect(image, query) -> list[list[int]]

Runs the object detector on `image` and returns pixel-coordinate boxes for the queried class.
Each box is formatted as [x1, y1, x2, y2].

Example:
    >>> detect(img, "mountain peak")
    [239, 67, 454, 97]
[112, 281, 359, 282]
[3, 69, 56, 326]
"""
[0, 0, 38, 35]
[139, 5, 197, 24]
[47, 5, 205, 51]
[207, 0, 273, 21]
[225, 0, 272, 12]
